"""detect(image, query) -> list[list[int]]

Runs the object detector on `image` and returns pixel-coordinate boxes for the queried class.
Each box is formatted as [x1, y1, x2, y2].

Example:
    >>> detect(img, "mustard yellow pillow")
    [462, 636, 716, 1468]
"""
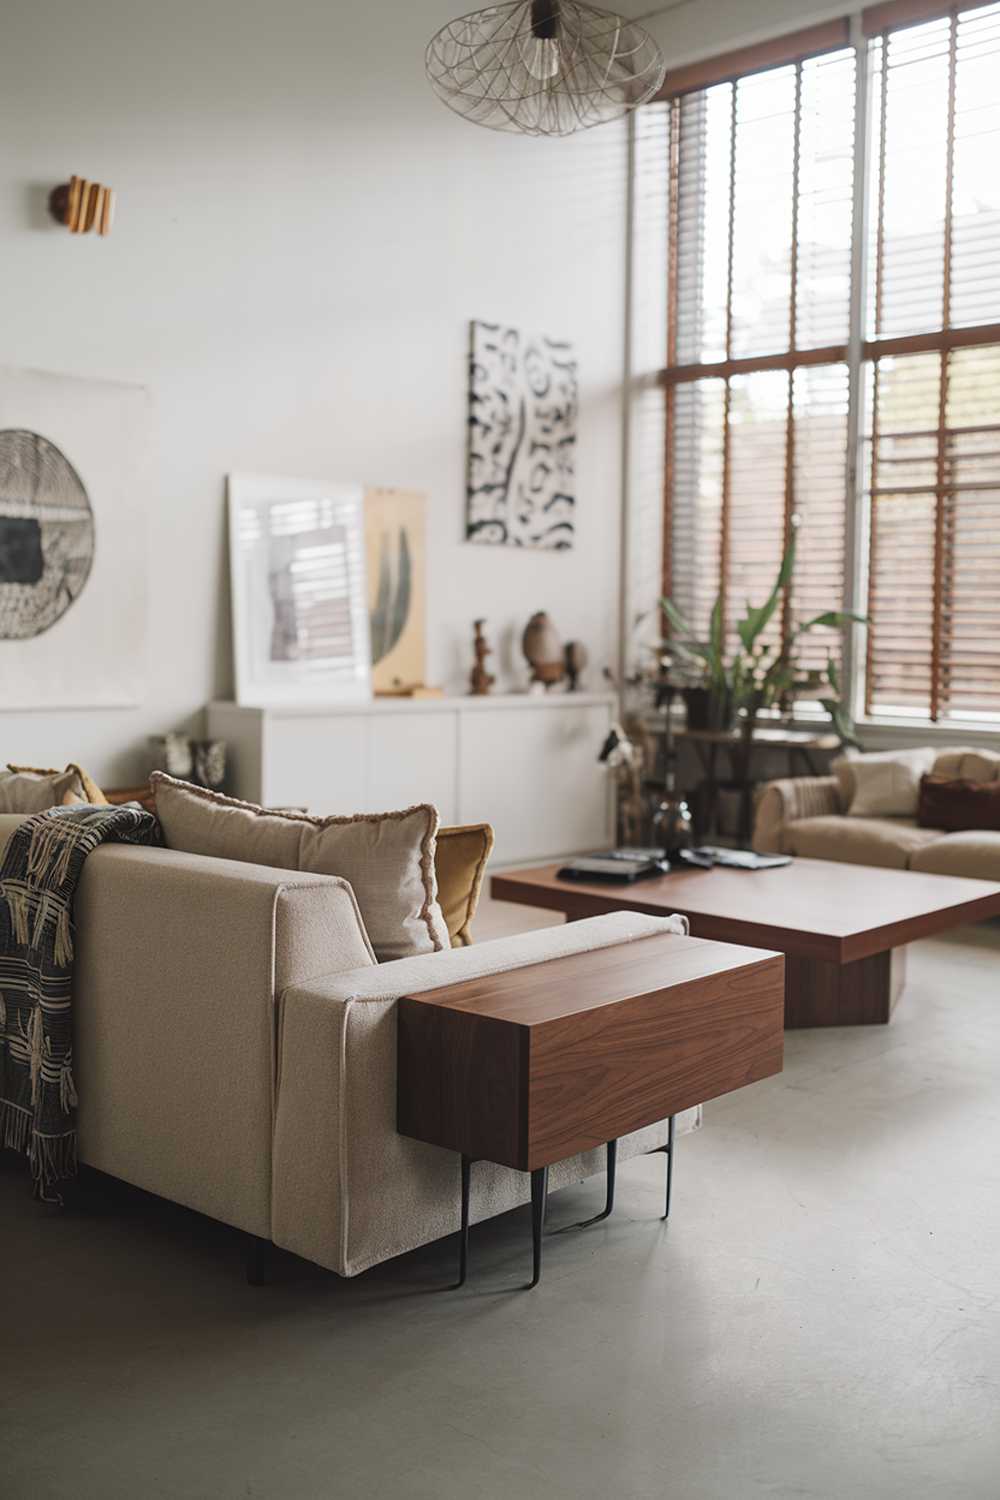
[434, 824, 495, 947]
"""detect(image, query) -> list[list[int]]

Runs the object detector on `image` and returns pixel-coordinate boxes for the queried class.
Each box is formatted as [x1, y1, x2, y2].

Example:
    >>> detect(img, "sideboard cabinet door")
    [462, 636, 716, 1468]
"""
[458, 704, 613, 863]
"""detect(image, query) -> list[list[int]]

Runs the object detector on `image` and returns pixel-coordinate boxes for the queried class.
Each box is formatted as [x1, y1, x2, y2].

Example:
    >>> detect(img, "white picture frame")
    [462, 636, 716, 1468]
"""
[227, 473, 372, 707]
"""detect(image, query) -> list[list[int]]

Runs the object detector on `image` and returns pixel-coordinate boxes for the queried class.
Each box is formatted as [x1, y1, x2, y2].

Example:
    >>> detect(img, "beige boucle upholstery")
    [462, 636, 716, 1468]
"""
[1, 812, 690, 1277]
[272, 912, 687, 1276]
[73, 844, 376, 1238]
[752, 746, 1000, 881]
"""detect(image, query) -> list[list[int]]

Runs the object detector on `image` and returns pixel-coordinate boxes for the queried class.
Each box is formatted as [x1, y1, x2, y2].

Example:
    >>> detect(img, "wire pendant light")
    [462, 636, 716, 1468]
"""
[426, 0, 666, 138]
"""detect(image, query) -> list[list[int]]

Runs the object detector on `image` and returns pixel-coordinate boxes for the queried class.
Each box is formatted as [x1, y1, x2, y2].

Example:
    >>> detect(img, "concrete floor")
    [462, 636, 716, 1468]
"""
[3, 904, 1000, 1500]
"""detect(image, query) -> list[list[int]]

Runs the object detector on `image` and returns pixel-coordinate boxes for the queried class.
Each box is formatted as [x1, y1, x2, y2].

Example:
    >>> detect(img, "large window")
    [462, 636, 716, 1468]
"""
[656, 0, 1000, 723]
[864, 6, 1000, 720]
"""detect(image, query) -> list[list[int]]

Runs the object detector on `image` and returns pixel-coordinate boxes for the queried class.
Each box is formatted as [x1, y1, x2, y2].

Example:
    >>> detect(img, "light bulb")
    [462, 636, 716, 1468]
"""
[522, 35, 561, 81]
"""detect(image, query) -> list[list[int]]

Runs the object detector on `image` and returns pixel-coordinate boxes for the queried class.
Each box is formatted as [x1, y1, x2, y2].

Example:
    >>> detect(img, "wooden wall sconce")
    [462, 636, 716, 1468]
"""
[48, 176, 115, 236]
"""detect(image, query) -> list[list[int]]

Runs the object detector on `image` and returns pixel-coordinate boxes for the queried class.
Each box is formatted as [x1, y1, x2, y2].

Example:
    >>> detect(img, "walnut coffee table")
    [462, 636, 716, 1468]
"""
[491, 859, 1000, 1030]
[397, 931, 784, 1287]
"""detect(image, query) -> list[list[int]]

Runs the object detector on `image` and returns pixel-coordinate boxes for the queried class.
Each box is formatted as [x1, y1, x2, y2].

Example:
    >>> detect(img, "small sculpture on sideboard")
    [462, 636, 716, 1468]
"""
[522, 611, 564, 689]
[564, 640, 588, 692]
[469, 618, 495, 696]
[149, 733, 227, 791]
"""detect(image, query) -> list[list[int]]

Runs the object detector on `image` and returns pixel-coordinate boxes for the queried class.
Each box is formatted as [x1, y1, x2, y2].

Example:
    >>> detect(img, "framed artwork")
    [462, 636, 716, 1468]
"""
[227, 474, 372, 706]
[364, 487, 427, 693]
[0, 366, 149, 708]
[466, 319, 577, 550]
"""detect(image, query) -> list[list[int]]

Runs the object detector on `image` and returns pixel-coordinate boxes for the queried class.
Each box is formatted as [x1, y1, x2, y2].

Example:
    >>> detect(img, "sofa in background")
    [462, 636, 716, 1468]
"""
[753, 747, 1000, 880]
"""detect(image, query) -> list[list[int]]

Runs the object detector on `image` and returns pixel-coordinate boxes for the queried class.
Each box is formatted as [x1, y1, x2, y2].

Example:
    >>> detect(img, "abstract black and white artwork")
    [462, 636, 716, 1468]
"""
[0, 429, 95, 639]
[0, 367, 149, 709]
[466, 320, 577, 550]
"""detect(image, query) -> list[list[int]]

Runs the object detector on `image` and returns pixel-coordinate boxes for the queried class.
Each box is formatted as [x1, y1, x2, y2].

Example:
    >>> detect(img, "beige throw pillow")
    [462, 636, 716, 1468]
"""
[932, 748, 1000, 784]
[833, 748, 936, 819]
[151, 773, 448, 962]
[0, 766, 86, 813]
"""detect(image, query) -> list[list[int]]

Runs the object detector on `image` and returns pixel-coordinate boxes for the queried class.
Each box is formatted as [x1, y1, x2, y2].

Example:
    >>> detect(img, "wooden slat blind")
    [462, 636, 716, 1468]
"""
[660, 44, 857, 676]
[864, 3, 1000, 720]
[862, 0, 997, 36]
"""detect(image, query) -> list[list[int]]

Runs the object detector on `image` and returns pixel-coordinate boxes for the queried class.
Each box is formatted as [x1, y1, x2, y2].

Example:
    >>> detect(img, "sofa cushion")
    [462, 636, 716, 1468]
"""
[151, 773, 449, 962]
[434, 823, 495, 947]
[910, 831, 1000, 882]
[784, 814, 942, 870]
[832, 748, 936, 818]
[932, 748, 1000, 783]
[917, 774, 1000, 832]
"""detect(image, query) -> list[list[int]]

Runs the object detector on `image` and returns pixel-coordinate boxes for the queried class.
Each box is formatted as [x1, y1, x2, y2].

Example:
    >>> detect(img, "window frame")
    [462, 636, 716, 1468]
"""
[654, 0, 1000, 732]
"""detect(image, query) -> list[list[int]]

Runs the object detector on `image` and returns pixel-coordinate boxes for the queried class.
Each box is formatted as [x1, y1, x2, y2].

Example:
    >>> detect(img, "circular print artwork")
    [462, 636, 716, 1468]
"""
[0, 429, 94, 639]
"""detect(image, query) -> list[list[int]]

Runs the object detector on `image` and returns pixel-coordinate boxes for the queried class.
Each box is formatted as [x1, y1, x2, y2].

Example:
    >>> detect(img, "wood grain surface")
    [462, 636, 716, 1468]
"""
[490, 859, 1000, 964]
[397, 932, 785, 1171]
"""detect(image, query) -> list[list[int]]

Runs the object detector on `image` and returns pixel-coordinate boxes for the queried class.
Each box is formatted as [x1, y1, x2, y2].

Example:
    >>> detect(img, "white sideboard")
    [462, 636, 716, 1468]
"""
[207, 694, 617, 864]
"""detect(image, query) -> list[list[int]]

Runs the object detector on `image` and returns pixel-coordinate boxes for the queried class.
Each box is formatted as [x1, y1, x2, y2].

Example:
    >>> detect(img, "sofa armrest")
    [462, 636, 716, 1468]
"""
[272, 911, 688, 1276]
[72, 844, 375, 1238]
[753, 776, 842, 853]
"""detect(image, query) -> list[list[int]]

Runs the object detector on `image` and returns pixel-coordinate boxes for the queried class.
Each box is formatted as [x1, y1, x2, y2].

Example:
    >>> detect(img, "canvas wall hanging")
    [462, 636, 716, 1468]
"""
[227, 473, 372, 707]
[466, 320, 577, 550]
[0, 366, 150, 708]
[364, 486, 427, 694]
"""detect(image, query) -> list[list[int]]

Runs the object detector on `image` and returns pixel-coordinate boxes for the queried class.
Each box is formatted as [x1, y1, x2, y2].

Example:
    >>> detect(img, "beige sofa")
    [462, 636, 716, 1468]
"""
[0, 813, 682, 1278]
[753, 747, 1000, 879]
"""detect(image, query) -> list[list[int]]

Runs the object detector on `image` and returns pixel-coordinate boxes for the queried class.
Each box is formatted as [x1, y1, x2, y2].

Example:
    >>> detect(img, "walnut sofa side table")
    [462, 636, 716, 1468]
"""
[397, 932, 784, 1288]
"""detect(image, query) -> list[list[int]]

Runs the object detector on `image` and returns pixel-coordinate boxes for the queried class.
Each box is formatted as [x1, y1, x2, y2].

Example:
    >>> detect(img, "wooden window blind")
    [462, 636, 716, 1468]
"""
[864, 3, 1000, 720]
[661, 44, 857, 677]
[654, 0, 1000, 724]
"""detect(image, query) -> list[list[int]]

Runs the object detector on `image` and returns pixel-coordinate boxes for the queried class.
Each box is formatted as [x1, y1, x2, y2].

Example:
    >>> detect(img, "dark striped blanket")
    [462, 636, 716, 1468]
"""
[0, 804, 161, 1201]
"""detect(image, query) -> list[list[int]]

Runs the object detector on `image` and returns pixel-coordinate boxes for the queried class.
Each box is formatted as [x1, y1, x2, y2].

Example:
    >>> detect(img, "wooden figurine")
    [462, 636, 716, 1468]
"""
[564, 640, 588, 691]
[49, 176, 116, 237]
[469, 619, 495, 696]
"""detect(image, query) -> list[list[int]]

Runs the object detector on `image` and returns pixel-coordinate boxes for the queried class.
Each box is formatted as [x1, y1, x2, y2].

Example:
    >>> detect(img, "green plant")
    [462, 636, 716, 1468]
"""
[661, 533, 867, 744]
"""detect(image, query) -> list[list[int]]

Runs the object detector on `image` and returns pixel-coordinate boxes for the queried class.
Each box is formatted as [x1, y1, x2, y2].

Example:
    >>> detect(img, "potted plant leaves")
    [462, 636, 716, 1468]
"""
[662, 530, 867, 747]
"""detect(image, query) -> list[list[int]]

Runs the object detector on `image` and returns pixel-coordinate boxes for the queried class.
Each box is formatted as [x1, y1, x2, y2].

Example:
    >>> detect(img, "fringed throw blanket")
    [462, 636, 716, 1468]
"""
[0, 803, 161, 1201]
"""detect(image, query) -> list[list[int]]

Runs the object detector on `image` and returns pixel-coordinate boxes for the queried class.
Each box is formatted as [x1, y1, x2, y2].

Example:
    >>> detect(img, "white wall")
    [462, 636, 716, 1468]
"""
[0, 0, 627, 784]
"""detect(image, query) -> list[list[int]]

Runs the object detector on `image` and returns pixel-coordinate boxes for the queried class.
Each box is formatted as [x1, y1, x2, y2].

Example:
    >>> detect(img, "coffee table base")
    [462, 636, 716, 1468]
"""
[456, 1121, 676, 1290]
[784, 947, 907, 1028]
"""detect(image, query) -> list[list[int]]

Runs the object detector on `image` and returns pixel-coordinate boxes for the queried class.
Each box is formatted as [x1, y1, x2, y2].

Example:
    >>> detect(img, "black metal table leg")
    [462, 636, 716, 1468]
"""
[528, 1166, 548, 1288]
[456, 1154, 472, 1288]
[663, 1114, 675, 1219]
[550, 1139, 617, 1234]
[452, 1127, 671, 1292]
